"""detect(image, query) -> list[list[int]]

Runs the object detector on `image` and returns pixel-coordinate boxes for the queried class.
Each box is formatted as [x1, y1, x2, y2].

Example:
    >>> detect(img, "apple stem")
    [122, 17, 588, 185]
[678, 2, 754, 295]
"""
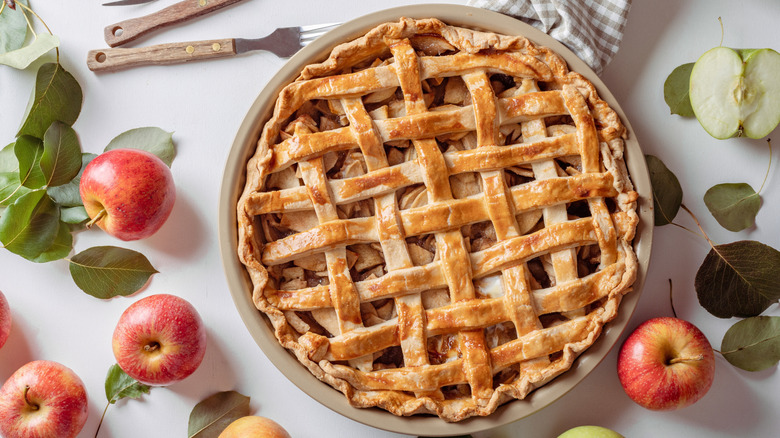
[86, 208, 107, 229]
[669, 354, 704, 365]
[12, 1, 60, 63]
[757, 139, 772, 195]
[22, 385, 39, 411]
[680, 204, 718, 249]
[94, 403, 110, 438]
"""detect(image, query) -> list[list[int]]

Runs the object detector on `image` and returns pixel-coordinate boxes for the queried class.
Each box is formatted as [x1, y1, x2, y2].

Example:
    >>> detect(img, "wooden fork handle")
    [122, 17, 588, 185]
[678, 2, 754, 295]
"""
[87, 38, 236, 72]
[104, 0, 244, 47]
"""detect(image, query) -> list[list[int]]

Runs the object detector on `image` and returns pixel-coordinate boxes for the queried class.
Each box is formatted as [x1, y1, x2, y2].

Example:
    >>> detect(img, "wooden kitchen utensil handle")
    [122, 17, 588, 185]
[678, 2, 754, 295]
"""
[87, 38, 236, 72]
[104, 0, 244, 47]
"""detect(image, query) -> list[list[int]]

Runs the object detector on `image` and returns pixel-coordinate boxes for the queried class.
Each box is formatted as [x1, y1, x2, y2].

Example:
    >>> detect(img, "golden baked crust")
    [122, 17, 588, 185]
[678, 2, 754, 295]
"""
[236, 17, 639, 422]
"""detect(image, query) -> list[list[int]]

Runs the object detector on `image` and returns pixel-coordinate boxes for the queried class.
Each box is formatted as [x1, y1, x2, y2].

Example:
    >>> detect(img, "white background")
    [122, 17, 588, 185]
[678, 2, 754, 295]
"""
[1, 0, 779, 437]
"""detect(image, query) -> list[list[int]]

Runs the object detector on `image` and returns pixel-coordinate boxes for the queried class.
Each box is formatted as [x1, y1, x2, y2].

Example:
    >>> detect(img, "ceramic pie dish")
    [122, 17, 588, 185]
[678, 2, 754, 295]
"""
[219, 4, 653, 435]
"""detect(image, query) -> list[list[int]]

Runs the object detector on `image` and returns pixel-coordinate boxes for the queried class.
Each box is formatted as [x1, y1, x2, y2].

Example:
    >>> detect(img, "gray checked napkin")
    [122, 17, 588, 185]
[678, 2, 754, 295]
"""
[467, 0, 632, 74]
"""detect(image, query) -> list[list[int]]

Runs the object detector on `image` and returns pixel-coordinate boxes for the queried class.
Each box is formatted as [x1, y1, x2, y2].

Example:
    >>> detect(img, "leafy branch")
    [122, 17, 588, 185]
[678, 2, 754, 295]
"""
[96, 365, 151, 438]
[655, 24, 778, 370]
[646, 153, 780, 372]
[96, 371, 254, 438]
[1, 3, 175, 298]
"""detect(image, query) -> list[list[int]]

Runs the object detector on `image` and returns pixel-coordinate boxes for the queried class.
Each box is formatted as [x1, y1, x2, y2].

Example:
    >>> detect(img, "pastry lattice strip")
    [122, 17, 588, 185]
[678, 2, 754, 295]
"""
[388, 39, 493, 400]
[340, 94, 442, 398]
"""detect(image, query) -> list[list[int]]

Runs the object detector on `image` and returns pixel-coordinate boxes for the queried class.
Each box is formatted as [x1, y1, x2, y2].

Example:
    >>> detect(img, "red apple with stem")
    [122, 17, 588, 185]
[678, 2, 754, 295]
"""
[617, 317, 715, 411]
[112, 294, 206, 386]
[80, 148, 175, 241]
[0, 360, 88, 438]
[0, 290, 10, 350]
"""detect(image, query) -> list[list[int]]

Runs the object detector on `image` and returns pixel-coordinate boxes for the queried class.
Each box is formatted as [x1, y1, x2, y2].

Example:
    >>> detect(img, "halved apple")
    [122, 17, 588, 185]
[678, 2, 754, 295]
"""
[689, 47, 780, 139]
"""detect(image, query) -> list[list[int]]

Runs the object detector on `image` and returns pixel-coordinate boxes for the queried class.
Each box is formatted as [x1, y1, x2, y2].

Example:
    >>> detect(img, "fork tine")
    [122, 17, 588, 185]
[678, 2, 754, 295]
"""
[300, 22, 341, 47]
[300, 31, 331, 43]
[300, 22, 341, 35]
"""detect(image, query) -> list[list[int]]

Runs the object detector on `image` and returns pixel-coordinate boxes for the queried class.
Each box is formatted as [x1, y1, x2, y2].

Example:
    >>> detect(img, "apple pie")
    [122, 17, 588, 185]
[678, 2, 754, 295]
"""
[236, 17, 639, 422]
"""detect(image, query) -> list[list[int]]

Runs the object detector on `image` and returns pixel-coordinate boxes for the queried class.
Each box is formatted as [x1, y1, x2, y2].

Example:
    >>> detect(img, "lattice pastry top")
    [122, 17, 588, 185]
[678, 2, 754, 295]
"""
[237, 17, 639, 422]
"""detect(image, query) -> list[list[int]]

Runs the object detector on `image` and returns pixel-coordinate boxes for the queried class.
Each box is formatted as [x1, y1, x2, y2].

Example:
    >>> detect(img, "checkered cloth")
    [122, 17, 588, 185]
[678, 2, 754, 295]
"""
[467, 0, 631, 74]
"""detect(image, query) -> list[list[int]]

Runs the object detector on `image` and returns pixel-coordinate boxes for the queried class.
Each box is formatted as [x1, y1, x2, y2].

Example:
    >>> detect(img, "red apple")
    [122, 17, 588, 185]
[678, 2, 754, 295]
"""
[0, 290, 10, 350]
[112, 294, 206, 386]
[80, 148, 175, 241]
[0, 360, 88, 438]
[617, 317, 715, 411]
[218, 416, 291, 438]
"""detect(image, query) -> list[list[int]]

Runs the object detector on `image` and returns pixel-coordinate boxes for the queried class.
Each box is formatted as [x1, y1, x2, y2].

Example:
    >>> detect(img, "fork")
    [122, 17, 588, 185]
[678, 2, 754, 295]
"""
[86, 22, 341, 73]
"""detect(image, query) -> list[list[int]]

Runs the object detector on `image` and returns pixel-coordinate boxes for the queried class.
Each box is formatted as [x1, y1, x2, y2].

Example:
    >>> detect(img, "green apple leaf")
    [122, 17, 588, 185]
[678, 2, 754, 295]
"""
[30, 220, 72, 263]
[41, 121, 82, 187]
[105, 364, 151, 404]
[15, 135, 45, 189]
[0, 171, 31, 206]
[0, 142, 34, 206]
[721, 316, 780, 372]
[645, 154, 683, 226]
[663, 62, 695, 117]
[0, 33, 59, 70]
[105, 127, 176, 167]
[0, 143, 17, 172]
[188, 391, 251, 438]
[0, 189, 60, 260]
[17, 63, 83, 139]
[60, 206, 88, 224]
[695, 240, 780, 318]
[47, 152, 96, 207]
[96, 364, 152, 438]
[69, 246, 159, 299]
[703, 183, 760, 232]
[0, 0, 27, 54]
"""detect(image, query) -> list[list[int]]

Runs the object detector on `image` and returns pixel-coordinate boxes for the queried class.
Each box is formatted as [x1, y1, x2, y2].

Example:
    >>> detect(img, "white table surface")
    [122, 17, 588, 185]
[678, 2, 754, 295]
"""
[1, 0, 779, 437]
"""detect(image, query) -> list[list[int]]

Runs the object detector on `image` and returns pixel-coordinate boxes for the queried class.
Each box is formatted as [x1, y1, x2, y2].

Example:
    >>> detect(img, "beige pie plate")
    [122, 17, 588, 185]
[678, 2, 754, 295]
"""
[219, 4, 653, 436]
